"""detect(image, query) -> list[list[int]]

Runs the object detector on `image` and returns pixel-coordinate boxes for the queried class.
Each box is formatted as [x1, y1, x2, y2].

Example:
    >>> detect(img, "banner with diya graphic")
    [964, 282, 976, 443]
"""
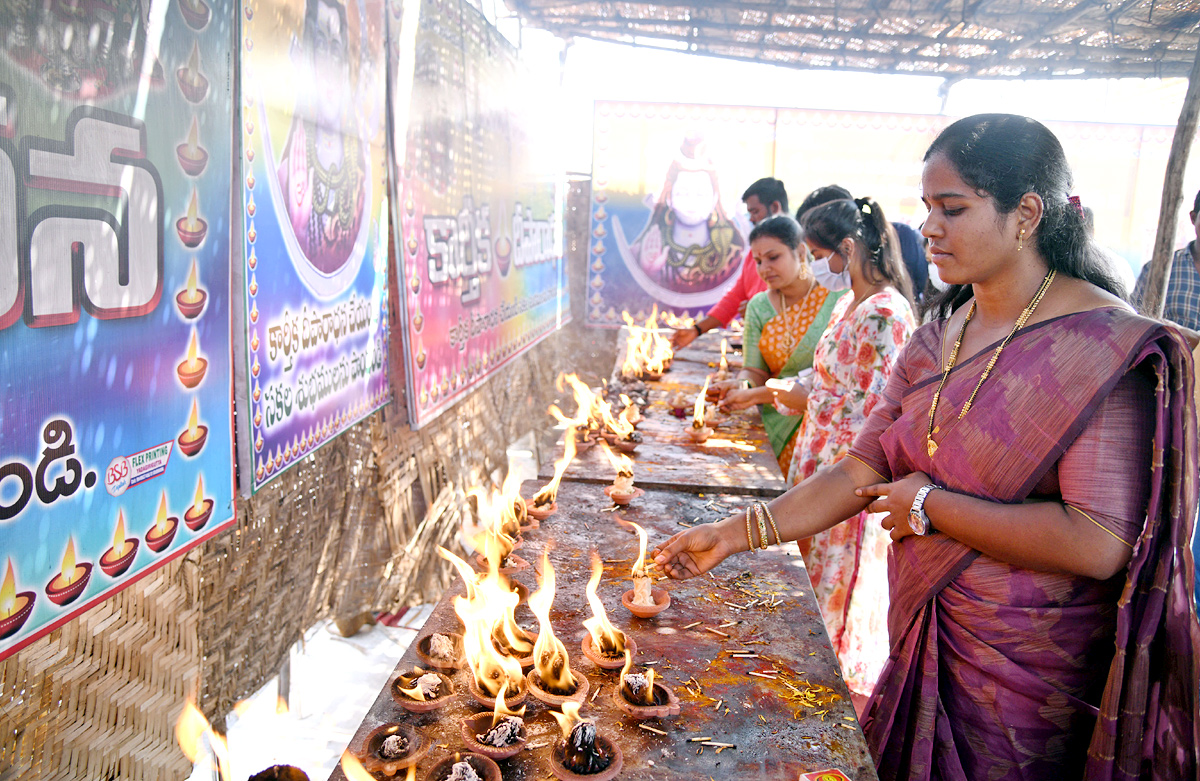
[0, 0, 236, 661]
[238, 0, 391, 491]
[390, 0, 569, 430]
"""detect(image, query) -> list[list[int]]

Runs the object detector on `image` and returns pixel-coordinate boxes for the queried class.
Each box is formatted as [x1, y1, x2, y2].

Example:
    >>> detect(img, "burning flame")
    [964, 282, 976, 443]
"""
[187, 43, 202, 86]
[186, 189, 200, 230]
[154, 492, 171, 537]
[719, 338, 729, 375]
[182, 259, 201, 303]
[693, 376, 711, 428]
[186, 399, 200, 440]
[491, 682, 526, 728]
[112, 510, 129, 558]
[616, 517, 651, 578]
[186, 117, 200, 157]
[61, 538, 79, 585]
[529, 551, 577, 694]
[620, 307, 674, 378]
[620, 648, 657, 705]
[619, 394, 641, 427]
[598, 442, 635, 486]
[175, 697, 230, 780]
[343, 751, 412, 781]
[441, 545, 525, 699]
[532, 424, 576, 506]
[193, 475, 206, 511]
[1, 559, 17, 618]
[184, 328, 201, 371]
[582, 552, 625, 656]
[660, 310, 695, 329]
[551, 701, 588, 740]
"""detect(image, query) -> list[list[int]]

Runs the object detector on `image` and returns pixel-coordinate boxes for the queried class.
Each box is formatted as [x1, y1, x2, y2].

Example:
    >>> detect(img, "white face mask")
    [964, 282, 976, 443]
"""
[811, 255, 852, 291]
[928, 261, 948, 291]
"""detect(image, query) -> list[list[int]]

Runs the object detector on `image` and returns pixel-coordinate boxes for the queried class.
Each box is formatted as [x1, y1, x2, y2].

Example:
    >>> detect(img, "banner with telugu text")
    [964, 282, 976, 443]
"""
[238, 0, 390, 491]
[0, 0, 237, 661]
[390, 0, 569, 430]
[589, 101, 1196, 326]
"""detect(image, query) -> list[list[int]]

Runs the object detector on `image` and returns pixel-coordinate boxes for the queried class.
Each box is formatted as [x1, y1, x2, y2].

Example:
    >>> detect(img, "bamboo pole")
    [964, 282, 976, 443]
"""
[1138, 43, 1200, 319]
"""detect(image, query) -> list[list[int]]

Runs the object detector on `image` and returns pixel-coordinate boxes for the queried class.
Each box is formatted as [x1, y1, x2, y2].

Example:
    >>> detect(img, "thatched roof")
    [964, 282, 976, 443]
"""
[505, 0, 1200, 80]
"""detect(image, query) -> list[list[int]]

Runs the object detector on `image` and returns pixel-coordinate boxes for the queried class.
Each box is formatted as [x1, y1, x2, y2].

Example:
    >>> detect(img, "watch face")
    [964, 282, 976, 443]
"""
[908, 510, 929, 536]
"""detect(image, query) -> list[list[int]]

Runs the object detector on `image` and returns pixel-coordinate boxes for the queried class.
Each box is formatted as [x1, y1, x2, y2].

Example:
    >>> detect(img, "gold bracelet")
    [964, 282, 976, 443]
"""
[752, 503, 769, 550]
[745, 507, 758, 553]
[760, 502, 781, 546]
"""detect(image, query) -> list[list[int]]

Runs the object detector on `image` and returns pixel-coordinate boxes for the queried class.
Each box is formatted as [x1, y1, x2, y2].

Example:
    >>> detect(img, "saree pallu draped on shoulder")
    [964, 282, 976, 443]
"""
[856, 308, 1200, 781]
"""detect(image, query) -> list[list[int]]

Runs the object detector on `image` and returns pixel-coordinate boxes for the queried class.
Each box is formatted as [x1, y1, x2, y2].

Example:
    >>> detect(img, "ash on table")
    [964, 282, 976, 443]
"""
[446, 760, 481, 781]
[478, 715, 523, 747]
[379, 733, 408, 759]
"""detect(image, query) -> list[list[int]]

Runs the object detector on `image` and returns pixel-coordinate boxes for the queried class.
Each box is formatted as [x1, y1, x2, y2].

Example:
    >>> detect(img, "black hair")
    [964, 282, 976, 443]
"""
[742, 178, 788, 215]
[748, 214, 802, 251]
[921, 114, 1125, 319]
[1192, 188, 1200, 215]
[795, 185, 853, 220]
[800, 198, 913, 305]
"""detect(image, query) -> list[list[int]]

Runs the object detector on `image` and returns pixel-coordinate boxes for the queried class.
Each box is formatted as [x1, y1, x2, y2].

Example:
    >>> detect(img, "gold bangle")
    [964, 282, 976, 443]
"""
[745, 507, 757, 554]
[760, 502, 781, 546]
[752, 503, 769, 550]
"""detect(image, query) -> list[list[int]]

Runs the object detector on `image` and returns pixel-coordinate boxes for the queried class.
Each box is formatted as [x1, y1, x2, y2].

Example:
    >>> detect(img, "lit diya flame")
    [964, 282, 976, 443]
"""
[186, 43, 203, 87]
[531, 424, 576, 508]
[599, 442, 635, 495]
[489, 681, 526, 729]
[582, 552, 625, 657]
[44, 536, 95, 606]
[619, 647, 657, 705]
[616, 517, 655, 607]
[0, 558, 35, 635]
[529, 551, 578, 695]
[718, 338, 729, 376]
[551, 701, 613, 774]
[397, 668, 443, 702]
[176, 696, 231, 781]
[342, 751, 415, 781]
[619, 394, 641, 427]
[185, 474, 213, 530]
[185, 189, 201, 231]
[177, 327, 208, 387]
[112, 510, 130, 559]
[179, 398, 208, 456]
[176, 258, 207, 317]
[441, 547, 524, 699]
[185, 120, 201, 158]
[660, 310, 695, 329]
[151, 492, 175, 539]
[1, 560, 19, 618]
[693, 376, 711, 429]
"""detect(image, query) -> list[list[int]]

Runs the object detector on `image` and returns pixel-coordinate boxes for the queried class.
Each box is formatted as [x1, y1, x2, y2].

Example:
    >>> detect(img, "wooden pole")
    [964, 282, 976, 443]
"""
[1138, 42, 1200, 318]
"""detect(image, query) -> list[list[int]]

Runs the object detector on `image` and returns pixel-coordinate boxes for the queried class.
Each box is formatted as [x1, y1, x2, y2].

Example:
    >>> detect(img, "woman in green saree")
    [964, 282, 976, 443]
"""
[711, 215, 846, 475]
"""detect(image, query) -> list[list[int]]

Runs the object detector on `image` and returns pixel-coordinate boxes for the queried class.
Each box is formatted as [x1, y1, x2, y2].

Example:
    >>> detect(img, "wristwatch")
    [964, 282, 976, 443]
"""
[908, 484, 940, 536]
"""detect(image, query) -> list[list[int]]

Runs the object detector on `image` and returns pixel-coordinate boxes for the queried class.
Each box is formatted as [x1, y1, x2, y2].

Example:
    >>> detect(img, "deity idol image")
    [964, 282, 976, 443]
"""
[613, 134, 745, 305]
[264, 0, 377, 298]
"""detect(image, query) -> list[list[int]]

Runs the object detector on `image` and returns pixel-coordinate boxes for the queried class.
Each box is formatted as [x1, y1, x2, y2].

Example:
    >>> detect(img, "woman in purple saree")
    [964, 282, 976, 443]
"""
[653, 114, 1199, 779]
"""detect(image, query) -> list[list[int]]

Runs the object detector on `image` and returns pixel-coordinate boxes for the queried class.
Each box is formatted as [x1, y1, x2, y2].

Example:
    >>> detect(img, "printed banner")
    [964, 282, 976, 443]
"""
[239, 0, 391, 491]
[0, 0, 236, 661]
[590, 101, 1198, 325]
[391, 0, 569, 430]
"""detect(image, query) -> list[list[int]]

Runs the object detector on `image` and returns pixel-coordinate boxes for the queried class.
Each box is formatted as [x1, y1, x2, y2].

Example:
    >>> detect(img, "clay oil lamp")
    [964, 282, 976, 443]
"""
[423, 753, 501, 781]
[176, 117, 208, 176]
[526, 551, 590, 707]
[580, 552, 635, 670]
[525, 425, 577, 522]
[100, 509, 139, 577]
[0, 559, 35, 639]
[414, 631, 464, 671]
[44, 537, 92, 606]
[177, 0, 211, 30]
[177, 327, 208, 388]
[357, 723, 431, 776]
[599, 443, 642, 506]
[714, 338, 731, 381]
[145, 491, 180, 553]
[618, 393, 642, 427]
[473, 529, 526, 575]
[391, 666, 455, 713]
[248, 765, 308, 781]
[667, 391, 692, 419]
[176, 43, 209, 103]
[176, 188, 207, 247]
[460, 687, 528, 760]
[178, 398, 208, 457]
[176, 697, 232, 779]
[619, 519, 670, 618]
[175, 258, 207, 318]
[599, 399, 640, 454]
[613, 648, 680, 719]
[184, 474, 213, 531]
[549, 702, 623, 781]
[688, 377, 714, 443]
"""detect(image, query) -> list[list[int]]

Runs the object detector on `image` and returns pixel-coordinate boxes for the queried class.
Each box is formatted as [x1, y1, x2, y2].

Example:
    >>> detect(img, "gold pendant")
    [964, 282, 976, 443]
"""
[927, 438, 938, 457]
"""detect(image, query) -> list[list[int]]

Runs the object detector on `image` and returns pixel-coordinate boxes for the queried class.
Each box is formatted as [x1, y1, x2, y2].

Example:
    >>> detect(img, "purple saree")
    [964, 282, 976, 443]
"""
[849, 307, 1200, 780]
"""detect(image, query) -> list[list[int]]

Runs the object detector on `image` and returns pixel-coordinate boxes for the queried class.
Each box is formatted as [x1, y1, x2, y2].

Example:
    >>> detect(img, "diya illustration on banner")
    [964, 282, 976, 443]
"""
[240, 0, 390, 492]
[0, 0, 237, 662]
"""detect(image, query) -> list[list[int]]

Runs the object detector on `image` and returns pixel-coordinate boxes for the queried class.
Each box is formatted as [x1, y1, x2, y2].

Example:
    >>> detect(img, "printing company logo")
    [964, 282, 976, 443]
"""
[105, 441, 174, 497]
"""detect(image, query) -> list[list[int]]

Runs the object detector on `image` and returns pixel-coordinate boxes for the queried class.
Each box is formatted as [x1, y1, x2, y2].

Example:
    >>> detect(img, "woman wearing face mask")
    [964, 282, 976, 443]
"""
[782, 197, 916, 712]
[710, 215, 847, 476]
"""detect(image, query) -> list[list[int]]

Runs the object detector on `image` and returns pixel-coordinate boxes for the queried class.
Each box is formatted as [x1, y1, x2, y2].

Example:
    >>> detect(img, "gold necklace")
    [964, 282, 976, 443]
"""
[926, 269, 1056, 458]
[779, 276, 813, 355]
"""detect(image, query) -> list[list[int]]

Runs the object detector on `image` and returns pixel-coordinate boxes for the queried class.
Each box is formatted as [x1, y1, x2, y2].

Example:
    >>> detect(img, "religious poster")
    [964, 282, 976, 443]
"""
[391, 0, 569, 430]
[0, 0, 236, 661]
[239, 0, 391, 492]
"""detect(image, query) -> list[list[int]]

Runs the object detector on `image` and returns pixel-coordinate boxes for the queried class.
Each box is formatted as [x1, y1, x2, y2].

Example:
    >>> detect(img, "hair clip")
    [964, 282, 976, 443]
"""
[860, 202, 872, 215]
[1068, 195, 1083, 218]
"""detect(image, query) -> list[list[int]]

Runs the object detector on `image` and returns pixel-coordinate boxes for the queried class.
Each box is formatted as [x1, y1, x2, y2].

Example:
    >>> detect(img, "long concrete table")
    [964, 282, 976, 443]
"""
[328, 480, 876, 781]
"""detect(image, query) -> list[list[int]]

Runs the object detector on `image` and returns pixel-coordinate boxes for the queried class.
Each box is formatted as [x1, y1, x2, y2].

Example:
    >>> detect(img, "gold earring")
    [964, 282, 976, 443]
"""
[1018, 228, 1025, 252]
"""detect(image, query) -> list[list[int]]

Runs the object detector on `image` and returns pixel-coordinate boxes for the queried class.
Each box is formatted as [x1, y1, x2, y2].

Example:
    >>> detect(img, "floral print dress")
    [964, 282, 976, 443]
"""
[786, 288, 914, 698]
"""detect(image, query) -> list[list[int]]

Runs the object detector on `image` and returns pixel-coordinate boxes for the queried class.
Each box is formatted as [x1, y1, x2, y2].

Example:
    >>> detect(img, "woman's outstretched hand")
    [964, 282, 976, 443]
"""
[652, 517, 738, 579]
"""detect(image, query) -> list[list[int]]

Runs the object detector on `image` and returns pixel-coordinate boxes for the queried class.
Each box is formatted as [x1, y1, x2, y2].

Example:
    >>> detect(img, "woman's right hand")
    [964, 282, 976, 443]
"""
[652, 516, 739, 579]
[706, 378, 740, 402]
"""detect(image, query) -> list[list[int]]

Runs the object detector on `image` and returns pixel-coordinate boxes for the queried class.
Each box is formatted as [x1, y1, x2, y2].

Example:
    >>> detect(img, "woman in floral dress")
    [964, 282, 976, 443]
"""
[782, 197, 915, 710]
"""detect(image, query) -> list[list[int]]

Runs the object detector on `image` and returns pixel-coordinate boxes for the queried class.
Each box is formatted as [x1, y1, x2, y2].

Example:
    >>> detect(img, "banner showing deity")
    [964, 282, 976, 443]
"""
[0, 0, 236, 661]
[239, 0, 391, 491]
[391, 0, 569, 429]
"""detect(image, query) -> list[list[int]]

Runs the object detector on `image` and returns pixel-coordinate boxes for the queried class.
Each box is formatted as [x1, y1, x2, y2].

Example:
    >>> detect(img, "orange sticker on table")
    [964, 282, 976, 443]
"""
[798, 770, 853, 781]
